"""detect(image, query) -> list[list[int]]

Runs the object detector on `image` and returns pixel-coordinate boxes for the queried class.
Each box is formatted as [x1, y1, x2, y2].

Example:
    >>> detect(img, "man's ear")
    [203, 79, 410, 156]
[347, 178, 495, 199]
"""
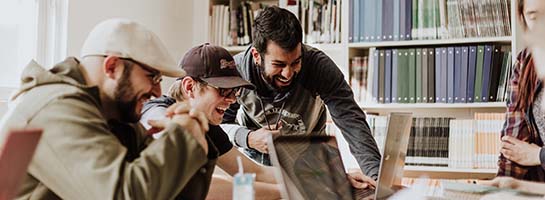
[181, 77, 196, 98]
[250, 47, 262, 66]
[103, 56, 122, 80]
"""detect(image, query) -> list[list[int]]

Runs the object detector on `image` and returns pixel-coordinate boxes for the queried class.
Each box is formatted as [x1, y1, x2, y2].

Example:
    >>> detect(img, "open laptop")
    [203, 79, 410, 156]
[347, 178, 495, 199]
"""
[0, 129, 43, 200]
[268, 112, 413, 200]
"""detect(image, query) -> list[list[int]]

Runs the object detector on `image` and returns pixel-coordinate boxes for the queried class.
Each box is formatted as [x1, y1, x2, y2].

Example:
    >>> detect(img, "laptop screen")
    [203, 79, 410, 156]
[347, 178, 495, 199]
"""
[268, 112, 413, 200]
[268, 135, 371, 200]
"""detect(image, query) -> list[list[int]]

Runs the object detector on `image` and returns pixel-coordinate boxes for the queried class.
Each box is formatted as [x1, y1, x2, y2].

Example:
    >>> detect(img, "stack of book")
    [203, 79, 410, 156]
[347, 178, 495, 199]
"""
[350, 112, 504, 168]
[210, 1, 270, 46]
[349, 0, 511, 42]
[286, 0, 342, 44]
[449, 113, 504, 169]
[350, 44, 512, 104]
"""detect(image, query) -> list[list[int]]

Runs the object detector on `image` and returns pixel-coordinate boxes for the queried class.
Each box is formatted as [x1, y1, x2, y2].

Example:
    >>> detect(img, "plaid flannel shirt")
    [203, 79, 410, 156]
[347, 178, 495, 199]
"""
[498, 49, 545, 181]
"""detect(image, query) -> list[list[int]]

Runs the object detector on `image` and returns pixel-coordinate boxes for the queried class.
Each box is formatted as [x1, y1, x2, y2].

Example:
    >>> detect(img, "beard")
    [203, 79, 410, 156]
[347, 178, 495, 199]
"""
[114, 65, 140, 123]
[257, 62, 297, 91]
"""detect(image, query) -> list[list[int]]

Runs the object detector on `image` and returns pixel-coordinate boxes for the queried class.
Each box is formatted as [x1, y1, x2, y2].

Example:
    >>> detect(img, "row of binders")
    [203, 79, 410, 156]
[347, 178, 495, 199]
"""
[350, 44, 513, 104]
[349, 0, 512, 42]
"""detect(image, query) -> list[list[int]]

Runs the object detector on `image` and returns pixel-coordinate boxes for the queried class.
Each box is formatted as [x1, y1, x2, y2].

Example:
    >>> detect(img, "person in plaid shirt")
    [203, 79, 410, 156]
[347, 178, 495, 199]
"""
[498, 0, 545, 181]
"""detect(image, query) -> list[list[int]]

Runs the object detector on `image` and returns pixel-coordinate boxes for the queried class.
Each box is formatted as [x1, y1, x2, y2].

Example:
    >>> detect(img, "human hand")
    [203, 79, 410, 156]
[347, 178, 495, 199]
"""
[346, 168, 376, 189]
[149, 102, 209, 154]
[248, 127, 280, 154]
[500, 136, 541, 166]
[478, 176, 519, 189]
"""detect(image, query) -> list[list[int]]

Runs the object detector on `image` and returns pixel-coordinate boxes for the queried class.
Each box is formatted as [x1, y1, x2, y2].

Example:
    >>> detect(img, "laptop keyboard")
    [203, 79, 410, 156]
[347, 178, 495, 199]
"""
[353, 188, 375, 200]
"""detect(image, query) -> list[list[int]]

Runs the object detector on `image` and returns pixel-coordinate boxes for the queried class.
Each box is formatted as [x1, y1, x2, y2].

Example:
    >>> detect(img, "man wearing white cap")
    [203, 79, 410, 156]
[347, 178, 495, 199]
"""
[0, 18, 214, 199]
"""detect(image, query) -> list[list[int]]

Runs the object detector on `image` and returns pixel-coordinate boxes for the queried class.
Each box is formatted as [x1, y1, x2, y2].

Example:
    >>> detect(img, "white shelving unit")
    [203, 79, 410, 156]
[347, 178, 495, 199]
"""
[196, 0, 518, 180]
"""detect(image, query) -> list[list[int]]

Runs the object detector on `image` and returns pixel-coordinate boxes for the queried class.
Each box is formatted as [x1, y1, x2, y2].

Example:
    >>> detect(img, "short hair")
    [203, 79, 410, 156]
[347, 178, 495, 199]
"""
[167, 80, 185, 101]
[167, 77, 205, 102]
[252, 6, 303, 54]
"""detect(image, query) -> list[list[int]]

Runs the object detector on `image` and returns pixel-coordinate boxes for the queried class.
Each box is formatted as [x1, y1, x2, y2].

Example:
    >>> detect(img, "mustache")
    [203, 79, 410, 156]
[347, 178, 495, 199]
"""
[273, 72, 298, 80]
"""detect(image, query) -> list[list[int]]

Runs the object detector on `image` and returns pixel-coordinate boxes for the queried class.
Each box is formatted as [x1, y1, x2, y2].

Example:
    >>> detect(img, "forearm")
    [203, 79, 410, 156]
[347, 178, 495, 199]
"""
[218, 148, 276, 183]
[255, 165, 277, 184]
[323, 80, 381, 178]
[336, 119, 381, 178]
[220, 124, 252, 148]
[514, 179, 545, 195]
[206, 175, 233, 200]
[255, 182, 281, 200]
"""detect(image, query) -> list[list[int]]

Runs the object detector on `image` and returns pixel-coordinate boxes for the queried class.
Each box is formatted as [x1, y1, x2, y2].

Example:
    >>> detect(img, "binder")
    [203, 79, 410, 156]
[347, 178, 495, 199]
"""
[392, 49, 399, 103]
[447, 47, 455, 103]
[481, 45, 493, 102]
[488, 45, 504, 102]
[474, 45, 485, 102]
[385, 49, 392, 103]
[379, 50, 385, 103]
[428, 48, 436, 103]
[409, 49, 417, 103]
[459, 46, 469, 103]
[416, 48, 423, 103]
[467, 46, 478, 103]
[422, 48, 429, 103]
[435, 47, 442, 102]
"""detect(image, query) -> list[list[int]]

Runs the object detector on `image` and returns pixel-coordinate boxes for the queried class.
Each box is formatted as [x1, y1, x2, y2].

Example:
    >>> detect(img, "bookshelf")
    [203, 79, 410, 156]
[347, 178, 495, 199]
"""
[195, 0, 517, 181]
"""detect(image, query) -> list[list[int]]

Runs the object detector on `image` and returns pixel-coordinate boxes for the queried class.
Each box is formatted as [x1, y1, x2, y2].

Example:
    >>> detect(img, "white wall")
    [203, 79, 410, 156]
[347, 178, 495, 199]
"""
[0, 0, 196, 118]
[66, 0, 196, 92]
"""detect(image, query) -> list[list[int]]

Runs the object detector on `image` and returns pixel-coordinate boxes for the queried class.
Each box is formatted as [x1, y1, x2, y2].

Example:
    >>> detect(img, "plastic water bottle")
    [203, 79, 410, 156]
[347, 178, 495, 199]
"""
[233, 156, 255, 200]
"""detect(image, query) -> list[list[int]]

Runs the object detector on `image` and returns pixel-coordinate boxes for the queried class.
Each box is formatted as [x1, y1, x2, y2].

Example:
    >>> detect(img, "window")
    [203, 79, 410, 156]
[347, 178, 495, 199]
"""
[0, 0, 67, 99]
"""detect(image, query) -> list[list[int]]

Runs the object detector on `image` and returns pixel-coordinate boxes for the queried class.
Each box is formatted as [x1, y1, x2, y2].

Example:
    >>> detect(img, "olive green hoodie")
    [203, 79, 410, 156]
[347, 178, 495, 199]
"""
[0, 57, 215, 200]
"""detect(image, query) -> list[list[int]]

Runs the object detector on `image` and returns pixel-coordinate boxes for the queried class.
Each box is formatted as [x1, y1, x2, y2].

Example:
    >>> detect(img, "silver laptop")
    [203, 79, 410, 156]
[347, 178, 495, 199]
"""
[267, 112, 413, 200]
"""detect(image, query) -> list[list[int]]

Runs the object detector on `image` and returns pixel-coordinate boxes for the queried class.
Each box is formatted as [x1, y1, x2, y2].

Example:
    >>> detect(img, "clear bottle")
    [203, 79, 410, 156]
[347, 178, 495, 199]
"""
[232, 156, 255, 200]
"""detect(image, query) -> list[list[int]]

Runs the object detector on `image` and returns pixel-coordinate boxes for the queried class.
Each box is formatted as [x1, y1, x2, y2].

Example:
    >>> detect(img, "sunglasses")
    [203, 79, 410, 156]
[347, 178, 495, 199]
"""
[210, 85, 242, 98]
[120, 58, 162, 85]
[193, 78, 242, 98]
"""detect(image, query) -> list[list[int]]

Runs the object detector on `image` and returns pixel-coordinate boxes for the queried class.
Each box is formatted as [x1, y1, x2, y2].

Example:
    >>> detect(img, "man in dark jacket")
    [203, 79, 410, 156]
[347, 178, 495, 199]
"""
[220, 6, 381, 188]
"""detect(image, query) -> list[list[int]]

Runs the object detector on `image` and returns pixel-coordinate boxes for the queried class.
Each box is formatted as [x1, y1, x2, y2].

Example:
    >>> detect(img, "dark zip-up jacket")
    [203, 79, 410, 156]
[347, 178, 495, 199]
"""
[220, 45, 381, 178]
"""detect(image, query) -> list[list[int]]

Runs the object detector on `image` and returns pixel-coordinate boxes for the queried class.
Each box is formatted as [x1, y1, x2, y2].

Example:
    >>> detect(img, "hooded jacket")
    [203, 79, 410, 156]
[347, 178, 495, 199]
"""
[221, 45, 381, 178]
[0, 58, 215, 200]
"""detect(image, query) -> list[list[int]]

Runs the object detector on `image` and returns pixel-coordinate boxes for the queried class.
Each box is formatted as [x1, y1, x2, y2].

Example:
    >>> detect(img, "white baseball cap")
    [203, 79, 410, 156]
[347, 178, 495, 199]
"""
[80, 18, 185, 77]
